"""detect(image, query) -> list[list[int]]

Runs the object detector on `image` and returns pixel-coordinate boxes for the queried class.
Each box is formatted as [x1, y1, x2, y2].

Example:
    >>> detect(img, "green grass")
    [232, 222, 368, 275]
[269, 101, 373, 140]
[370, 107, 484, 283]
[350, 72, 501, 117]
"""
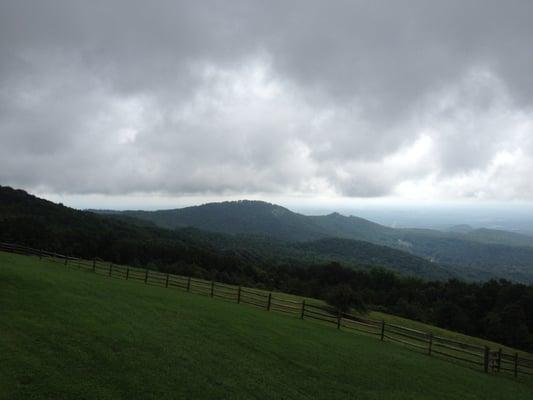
[1, 251, 532, 400]
[244, 286, 530, 356]
[367, 311, 530, 356]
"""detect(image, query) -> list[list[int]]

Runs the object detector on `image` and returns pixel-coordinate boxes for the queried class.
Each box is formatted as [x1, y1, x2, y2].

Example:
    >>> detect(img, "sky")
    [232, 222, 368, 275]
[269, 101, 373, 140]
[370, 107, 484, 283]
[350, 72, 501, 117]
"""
[1, 1, 533, 213]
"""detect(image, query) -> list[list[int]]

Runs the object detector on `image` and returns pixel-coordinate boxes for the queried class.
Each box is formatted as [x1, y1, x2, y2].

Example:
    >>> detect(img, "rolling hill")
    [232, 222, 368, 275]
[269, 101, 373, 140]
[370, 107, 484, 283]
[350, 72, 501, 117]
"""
[106, 201, 533, 282]
[113, 200, 328, 241]
[2, 251, 532, 400]
[453, 226, 533, 247]
[0, 186, 448, 280]
[3, 185, 533, 282]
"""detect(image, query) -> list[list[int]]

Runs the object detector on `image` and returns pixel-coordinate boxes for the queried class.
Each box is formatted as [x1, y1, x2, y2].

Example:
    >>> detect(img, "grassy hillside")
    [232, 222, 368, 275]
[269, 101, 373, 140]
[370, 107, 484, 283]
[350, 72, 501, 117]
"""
[228, 287, 531, 357]
[1, 252, 532, 400]
[368, 311, 531, 357]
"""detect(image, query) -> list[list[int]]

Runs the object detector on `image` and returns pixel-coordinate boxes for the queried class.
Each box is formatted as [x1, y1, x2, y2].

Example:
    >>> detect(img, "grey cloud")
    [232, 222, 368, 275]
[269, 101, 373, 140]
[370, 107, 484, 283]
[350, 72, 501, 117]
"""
[1, 1, 533, 200]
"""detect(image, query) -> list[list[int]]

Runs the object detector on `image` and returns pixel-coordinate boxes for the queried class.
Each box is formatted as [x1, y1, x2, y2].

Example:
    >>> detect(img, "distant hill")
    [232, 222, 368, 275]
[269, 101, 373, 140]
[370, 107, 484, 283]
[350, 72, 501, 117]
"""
[447, 225, 533, 247]
[170, 228, 451, 280]
[119, 200, 327, 241]
[3, 185, 533, 282]
[100, 200, 533, 282]
[288, 237, 451, 280]
[0, 186, 450, 281]
[460, 227, 533, 247]
[448, 224, 474, 233]
[309, 212, 398, 245]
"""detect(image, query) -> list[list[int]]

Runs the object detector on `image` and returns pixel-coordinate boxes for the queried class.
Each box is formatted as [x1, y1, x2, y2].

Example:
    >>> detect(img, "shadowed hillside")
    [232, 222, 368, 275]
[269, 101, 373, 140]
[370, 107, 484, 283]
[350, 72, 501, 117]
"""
[104, 200, 533, 283]
[0, 186, 448, 280]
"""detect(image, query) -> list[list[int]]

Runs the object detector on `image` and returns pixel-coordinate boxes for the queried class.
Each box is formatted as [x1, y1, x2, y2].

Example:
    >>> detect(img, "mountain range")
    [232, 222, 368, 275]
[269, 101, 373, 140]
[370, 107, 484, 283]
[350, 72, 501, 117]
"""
[2, 185, 533, 283]
[101, 200, 533, 282]
[0, 186, 447, 280]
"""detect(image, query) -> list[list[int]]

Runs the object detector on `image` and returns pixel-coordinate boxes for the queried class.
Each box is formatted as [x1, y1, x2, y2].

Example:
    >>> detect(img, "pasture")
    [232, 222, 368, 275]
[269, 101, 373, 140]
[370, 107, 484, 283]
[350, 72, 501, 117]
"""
[1, 251, 532, 399]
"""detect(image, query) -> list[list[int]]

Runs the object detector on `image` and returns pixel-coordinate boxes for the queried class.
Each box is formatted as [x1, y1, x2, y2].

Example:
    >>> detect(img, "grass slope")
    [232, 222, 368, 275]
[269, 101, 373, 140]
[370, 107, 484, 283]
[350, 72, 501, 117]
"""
[1, 252, 532, 400]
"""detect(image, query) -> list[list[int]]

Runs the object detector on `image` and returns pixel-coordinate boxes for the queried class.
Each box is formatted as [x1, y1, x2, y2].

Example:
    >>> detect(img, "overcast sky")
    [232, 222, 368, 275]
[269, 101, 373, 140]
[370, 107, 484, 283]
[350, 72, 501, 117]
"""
[1, 1, 533, 209]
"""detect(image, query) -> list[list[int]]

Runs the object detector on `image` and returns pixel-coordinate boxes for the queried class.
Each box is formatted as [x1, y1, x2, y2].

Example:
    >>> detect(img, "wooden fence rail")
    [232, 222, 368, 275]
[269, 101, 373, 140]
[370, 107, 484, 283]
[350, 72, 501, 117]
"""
[1, 241, 532, 380]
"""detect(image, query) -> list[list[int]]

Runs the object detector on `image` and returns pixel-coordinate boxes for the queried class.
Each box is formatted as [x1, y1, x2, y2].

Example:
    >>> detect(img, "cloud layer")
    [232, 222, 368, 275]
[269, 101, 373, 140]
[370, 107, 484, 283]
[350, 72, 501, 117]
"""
[1, 0, 532, 201]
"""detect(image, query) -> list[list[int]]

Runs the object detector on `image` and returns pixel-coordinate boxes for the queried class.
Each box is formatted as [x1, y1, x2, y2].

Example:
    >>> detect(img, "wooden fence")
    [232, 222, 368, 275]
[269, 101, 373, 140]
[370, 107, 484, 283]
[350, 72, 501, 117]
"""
[1, 241, 532, 380]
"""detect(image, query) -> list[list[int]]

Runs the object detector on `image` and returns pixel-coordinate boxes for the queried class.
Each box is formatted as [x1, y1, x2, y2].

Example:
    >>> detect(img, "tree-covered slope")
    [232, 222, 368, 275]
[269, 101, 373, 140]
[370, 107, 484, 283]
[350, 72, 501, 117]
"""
[3, 185, 533, 282]
[0, 186, 447, 280]
[288, 237, 450, 280]
[103, 200, 533, 282]
[462, 228, 533, 247]
[121, 200, 328, 241]
[309, 212, 399, 245]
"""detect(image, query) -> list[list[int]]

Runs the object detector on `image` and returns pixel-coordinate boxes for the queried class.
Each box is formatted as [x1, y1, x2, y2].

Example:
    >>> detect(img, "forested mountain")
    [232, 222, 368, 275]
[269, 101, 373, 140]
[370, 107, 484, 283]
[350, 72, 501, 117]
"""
[3, 185, 533, 282]
[0, 186, 447, 280]
[448, 223, 533, 244]
[309, 212, 398, 245]
[174, 229, 452, 281]
[455, 227, 533, 247]
[115, 201, 328, 241]
[106, 200, 533, 282]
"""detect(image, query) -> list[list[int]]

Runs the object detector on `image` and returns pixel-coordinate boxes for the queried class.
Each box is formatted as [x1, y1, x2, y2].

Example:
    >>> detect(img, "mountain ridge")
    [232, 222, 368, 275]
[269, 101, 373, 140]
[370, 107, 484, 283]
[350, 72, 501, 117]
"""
[0, 186, 448, 281]
[98, 200, 533, 283]
[3, 186, 533, 282]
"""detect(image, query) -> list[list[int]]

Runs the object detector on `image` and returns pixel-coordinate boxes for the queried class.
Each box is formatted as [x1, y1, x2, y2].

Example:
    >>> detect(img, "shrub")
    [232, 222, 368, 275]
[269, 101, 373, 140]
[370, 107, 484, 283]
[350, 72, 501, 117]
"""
[324, 284, 367, 313]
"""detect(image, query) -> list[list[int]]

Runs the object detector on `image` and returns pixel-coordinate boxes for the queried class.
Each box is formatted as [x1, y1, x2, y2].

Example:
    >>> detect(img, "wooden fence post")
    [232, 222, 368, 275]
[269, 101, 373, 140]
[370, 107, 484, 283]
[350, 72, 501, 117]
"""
[144, 270, 149, 284]
[210, 281, 214, 297]
[497, 348, 502, 373]
[64, 256, 68, 266]
[300, 300, 305, 320]
[514, 352, 519, 378]
[428, 333, 433, 356]
[92, 258, 96, 272]
[380, 320, 386, 341]
[267, 293, 272, 311]
[484, 346, 490, 373]
[126, 267, 129, 280]
[108, 263, 112, 277]
[336, 312, 341, 329]
[187, 276, 191, 292]
[39, 249, 42, 260]
[165, 273, 169, 288]
[237, 286, 241, 303]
